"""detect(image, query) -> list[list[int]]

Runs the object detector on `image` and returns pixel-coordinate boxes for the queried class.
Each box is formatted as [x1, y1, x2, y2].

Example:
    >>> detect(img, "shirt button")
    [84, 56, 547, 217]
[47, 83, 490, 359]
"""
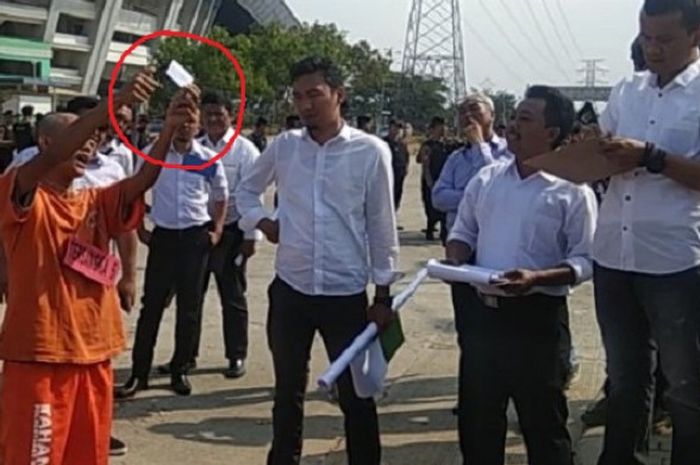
[623, 226, 629, 232]
[658, 93, 663, 98]
[624, 195, 632, 201]
[649, 120, 656, 125]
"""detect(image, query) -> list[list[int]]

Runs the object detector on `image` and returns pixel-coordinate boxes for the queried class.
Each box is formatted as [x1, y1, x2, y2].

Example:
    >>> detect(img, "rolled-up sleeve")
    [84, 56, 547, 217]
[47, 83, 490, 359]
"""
[447, 174, 483, 248]
[562, 186, 598, 284]
[236, 138, 277, 234]
[366, 142, 401, 286]
[209, 160, 229, 202]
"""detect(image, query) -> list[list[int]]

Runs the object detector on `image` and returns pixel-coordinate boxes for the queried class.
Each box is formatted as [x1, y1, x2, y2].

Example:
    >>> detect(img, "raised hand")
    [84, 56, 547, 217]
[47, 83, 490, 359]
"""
[115, 67, 160, 107]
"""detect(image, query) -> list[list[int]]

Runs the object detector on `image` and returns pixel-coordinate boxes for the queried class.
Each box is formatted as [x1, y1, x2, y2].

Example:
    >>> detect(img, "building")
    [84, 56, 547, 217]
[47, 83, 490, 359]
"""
[0, 0, 297, 111]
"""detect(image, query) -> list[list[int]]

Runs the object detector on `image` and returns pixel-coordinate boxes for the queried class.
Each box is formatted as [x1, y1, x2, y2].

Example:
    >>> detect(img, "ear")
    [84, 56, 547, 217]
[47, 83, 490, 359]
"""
[336, 86, 346, 106]
[547, 127, 561, 147]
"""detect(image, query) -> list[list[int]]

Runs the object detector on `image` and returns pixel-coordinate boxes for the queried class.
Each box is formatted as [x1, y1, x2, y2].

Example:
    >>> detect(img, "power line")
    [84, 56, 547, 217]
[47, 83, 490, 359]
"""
[494, 0, 570, 77]
[462, 15, 527, 86]
[555, 0, 585, 57]
[522, 0, 573, 82]
[540, 0, 579, 67]
[475, 0, 545, 80]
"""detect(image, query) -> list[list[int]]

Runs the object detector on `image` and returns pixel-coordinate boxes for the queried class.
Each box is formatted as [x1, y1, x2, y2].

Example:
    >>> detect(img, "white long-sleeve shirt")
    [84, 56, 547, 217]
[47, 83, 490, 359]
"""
[142, 139, 228, 230]
[595, 59, 700, 274]
[449, 160, 598, 297]
[236, 124, 401, 296]
[198, 128, 262, 240]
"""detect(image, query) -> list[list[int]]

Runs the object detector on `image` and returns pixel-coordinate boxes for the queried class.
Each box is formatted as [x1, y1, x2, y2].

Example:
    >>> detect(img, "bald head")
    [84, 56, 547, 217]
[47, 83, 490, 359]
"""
[37, 112, 78, 139]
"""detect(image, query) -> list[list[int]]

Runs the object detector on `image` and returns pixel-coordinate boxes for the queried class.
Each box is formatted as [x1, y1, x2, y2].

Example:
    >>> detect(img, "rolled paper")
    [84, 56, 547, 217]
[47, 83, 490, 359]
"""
[426, 259, 504, 285]
[317, 268, 429, 391]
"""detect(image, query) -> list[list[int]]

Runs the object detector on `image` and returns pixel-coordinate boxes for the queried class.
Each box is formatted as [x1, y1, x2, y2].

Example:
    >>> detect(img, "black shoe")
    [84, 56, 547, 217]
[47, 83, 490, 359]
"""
[171, 373, 192, 396]
[224, 359, 247, 379]
[114, 376, 148, 400]
[156, 360, 197, 375]
[109, 436, 128, 456]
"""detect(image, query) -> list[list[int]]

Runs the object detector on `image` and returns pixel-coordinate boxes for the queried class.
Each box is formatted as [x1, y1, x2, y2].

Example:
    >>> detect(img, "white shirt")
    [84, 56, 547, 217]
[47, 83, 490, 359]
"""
[141, 139, 229, 230]
[8, 146, 127, 189]
[449, 160, 598, 296]
[198, 128, 262, 240]
[100, 139, 134, 177]
[237, 125, 401, 296]
[596, 59, 700, 274]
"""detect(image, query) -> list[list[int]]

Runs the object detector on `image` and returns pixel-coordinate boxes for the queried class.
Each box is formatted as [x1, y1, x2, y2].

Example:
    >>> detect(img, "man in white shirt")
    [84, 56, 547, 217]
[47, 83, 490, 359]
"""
[115, 102, 229, 398]
[193, 91, 260, 379]
[446, 86, 598, 465]
[100, 105, 135, 177]
[236, 56, 400, 465]
[593, 2, 700, 464]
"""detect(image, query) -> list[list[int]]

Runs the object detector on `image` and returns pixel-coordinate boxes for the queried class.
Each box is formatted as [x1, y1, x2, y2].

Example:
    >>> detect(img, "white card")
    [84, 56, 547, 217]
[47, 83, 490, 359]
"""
[166, 60, 194, 88]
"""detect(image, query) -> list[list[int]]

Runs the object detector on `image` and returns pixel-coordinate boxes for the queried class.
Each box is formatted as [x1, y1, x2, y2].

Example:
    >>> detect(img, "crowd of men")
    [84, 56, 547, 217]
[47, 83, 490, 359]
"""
[0, 0, 698, 465]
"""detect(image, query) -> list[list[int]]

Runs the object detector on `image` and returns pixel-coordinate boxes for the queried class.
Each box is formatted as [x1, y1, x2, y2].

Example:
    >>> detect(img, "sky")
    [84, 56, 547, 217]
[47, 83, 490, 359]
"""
[285, 0, 642, 96]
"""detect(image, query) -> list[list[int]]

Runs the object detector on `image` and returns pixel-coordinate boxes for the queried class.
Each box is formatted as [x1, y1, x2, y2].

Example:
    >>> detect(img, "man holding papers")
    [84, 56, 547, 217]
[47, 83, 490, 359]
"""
[445, 86, 598, 465]
[593, 1, 700, 464]
[236, 56, 400, 465]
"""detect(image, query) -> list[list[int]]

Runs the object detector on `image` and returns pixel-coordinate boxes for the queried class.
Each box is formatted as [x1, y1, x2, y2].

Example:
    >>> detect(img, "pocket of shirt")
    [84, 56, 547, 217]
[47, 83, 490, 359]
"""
[659, 118, 699, 157]
[522, 214, 563, 258]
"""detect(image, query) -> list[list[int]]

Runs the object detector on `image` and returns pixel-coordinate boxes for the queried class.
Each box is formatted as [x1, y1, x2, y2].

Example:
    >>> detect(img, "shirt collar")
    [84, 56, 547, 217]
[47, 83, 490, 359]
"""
[301, 122, 352, 145]
[504, 156, 559, 183]
[170, 138, 201, 157]
[645, 57, 700, 89]
[202, 127, 235, 149]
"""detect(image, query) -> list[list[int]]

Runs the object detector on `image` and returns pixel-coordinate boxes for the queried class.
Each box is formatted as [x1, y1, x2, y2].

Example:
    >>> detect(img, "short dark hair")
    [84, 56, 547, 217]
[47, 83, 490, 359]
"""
[525, 85, 575, 148]
[67, 96, 99, 115]
[21, 105, 34, 117]
[290, 56, 345, 88]
[429, 116, 446, 129]
[255, 116, 268, 127]
[643, 0, 700, 31]
[201, 91, 233, 115]
[356, 115, 372, 127]
[389, 119, 404, 129]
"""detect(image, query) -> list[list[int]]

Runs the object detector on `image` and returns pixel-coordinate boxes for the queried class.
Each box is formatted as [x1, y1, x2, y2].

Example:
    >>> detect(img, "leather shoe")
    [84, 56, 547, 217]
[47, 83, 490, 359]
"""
[224, 359, 246, 379]
[157, 360, 197, 375]
[114, 376, 148, 399]
[171, 373, 192, 396]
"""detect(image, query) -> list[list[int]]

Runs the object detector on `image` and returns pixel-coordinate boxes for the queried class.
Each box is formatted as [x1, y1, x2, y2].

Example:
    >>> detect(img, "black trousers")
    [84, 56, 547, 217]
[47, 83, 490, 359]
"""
[456, 286, 573, 465]
[131, 225, 211, 378]
[594, 264, 700, 465]
[421, 179, 446, 241]
[393, 167, 406, 211]
[193, 223, 249, 361]
[266, 278, 380, 465]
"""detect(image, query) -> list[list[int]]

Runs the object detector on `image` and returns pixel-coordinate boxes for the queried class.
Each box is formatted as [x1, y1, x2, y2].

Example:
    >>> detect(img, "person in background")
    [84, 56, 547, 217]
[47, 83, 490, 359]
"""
[250, 116, 269, 153]
[285, 114, 302, 131]
[236, 55, 400, 465]
[0, 112, 13, 173]
[446, 85, 597, 465]
[116, 89, 229, 399]
[384, 119, 409, 214]
[12, 105, 35, 153]
[357, 114, 374, 134]
[592, 1, 700, 464]
[417, 116, 449, 242]
[134, 113, 151, 150]
[101, 105, 135, 177]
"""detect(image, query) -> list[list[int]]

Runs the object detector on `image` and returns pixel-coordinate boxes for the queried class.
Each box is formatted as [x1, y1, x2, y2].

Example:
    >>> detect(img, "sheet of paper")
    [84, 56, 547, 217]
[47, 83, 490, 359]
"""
[166, 60, 195, 88]
[524, 139, 628, 184]
[426, 259, 504, 285]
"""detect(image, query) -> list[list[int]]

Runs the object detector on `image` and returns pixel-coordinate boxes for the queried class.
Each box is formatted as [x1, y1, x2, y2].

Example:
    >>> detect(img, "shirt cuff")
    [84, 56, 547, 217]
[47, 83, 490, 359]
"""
[563, 256, 593, 285]
[239, 207, 269, 233]
[446, 230, 475, 248]
[372, 268, 404, 287]
[244, 229, 264, 241]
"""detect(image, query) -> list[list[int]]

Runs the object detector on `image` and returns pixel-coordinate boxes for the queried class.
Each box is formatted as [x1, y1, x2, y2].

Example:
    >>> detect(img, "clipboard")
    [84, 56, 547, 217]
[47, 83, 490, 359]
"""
[524, 139, 628, 184]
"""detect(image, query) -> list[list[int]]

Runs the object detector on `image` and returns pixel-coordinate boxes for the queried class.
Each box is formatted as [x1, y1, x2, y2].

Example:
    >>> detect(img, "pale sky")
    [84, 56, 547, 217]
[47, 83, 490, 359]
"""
[286, 0, 642, 96]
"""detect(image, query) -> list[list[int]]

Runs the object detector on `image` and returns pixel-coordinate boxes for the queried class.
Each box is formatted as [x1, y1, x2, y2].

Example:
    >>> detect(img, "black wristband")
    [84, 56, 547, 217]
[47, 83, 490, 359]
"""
[373, 295, 393, 307]
[640, 142, 654, 167]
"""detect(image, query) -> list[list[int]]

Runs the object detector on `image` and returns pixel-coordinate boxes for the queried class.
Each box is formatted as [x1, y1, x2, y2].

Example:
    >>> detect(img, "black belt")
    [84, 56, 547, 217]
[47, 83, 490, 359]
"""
[475, 290, 565, 310]
[153, 224, 208, 237]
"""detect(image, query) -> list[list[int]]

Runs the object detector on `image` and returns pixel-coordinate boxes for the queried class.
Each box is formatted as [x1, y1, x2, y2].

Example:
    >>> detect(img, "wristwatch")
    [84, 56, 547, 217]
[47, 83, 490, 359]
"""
[640, 143, 667, 174]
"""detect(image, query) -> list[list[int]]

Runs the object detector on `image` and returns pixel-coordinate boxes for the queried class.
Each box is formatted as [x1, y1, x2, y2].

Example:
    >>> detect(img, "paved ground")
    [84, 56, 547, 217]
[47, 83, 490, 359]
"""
[1, 166, 671, 464]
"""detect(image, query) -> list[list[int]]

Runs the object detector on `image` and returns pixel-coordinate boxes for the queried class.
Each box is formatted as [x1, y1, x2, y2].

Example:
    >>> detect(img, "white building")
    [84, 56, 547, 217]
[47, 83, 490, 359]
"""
[0, 0, 298, 110]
